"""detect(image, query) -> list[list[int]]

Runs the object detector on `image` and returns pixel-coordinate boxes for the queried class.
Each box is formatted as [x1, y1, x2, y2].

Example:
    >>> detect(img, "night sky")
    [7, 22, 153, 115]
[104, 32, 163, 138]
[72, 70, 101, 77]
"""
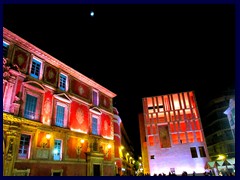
[3, 4, 235, 157]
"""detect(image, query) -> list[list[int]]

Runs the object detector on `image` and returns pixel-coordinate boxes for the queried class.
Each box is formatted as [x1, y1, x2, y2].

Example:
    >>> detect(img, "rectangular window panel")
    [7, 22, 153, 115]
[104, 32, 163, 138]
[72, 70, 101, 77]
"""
[152, 125, 156, 134]
[170, 111, 175, 121]
[180, 122, 186, 132]
[187, 132, 194, 143]
[30, 59, 41, 79]
[190, 120, 195, 130]
[18, 134, 31, 159]
[190, 147, 198, 158]
[147, 125, 151, 135]
[199, 146, 206, 157]
[179, 132, 187, 144]
[171, 133, 178, 144]
[92, 117, 98, 135]
[53, 140, 61, 161]
[195, 119, 201, 130]
[189, 92, 196, 108]
[169, 123, 174, 132]
[56, 105, 65, 127]
[179, 93, 185, 109]
[149, 136, 154, 146]
[184, 92, 190, 108]
[195, 131, 203, 142]
[3, 41, 9, 58]
[24, 94, 37, 120]
[93, 90, 98, 106]
[172, 94, 180, 110]
[59, 74, 67, 91]
[164, 96, 170, 111]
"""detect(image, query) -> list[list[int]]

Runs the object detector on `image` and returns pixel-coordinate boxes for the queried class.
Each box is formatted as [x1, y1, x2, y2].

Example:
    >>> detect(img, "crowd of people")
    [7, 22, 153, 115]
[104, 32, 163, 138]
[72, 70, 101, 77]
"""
[135, 170, 235, 176]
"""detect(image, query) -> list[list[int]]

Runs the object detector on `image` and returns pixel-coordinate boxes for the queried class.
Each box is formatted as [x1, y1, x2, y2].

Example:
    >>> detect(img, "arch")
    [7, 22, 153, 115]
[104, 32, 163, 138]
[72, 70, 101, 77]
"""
[24, 81, 46, 92]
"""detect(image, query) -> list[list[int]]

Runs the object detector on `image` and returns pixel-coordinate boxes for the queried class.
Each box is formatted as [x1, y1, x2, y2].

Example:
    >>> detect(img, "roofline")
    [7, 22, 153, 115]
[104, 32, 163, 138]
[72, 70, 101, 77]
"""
[3, 27, 117, 98]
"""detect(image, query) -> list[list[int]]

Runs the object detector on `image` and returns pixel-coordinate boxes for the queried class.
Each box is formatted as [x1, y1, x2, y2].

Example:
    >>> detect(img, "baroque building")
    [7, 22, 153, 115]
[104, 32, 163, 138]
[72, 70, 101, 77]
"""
[139, 91, 210, 175]
[3, 27, 117, 176]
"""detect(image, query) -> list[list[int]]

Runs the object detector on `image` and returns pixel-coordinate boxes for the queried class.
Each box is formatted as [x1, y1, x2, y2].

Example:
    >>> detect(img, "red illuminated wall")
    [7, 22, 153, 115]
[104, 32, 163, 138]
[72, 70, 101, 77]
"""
[37, 131, 50, 148]
[41, 90, 53, 125]
[101, 113, 113, 138]
[69, 101, 89, 133]
[67, 137, 88, 159]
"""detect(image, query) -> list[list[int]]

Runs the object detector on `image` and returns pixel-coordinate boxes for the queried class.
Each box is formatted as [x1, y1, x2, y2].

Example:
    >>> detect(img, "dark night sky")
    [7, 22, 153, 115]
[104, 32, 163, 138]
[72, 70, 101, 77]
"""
[3, 4, 235, 157]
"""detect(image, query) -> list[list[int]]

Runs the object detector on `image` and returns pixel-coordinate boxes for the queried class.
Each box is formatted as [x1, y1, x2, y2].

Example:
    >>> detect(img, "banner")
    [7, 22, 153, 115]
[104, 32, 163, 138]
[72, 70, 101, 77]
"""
[159, 125, 171, 148]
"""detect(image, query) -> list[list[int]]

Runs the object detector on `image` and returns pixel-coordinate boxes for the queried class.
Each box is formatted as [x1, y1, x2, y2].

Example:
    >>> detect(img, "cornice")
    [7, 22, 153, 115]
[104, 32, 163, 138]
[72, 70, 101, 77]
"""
[3, 113, 42, 127]
[3, 27, 117, 98]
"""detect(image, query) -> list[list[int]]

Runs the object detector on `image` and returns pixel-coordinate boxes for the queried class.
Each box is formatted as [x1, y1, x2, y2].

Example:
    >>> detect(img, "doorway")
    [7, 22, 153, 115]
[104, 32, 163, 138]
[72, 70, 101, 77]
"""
[93, 164, 100, 176]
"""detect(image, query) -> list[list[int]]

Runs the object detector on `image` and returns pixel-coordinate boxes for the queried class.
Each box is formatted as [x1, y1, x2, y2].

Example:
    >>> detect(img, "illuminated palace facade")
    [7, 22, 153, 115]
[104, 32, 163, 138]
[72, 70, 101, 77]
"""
[3, 27, 118, 176]
[139, 91, 210, 175]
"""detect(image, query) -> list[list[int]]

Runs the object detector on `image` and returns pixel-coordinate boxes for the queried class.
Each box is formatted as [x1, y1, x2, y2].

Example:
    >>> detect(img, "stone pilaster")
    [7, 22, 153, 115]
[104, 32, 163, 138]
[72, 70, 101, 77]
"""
[3, 123, 20, 176]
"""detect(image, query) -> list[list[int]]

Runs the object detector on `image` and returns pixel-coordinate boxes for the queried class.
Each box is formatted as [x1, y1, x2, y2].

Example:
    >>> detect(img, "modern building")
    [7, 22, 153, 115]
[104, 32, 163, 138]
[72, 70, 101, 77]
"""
[202, 89, 235, 175]
[139, 91, 210, 176]
[3, 27, 118, 176]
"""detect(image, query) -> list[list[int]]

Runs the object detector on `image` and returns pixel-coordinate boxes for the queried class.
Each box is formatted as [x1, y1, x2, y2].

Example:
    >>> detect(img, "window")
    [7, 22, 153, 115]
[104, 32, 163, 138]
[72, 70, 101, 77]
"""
[150, 155, 155, 159]
[190, 147, 198, 158]
[199, 146, 206, 157]
[30, 58, 42, 79]
[149, 136, 154, 146]
[24, 94, 37, 120]
[56, 105, 65, 127]
[18, 134, 31, 159]
[22, 82, 45, 121]
[53, 95, 71, 128]
[59, 73, 67, 91]
[53, 139, 62, 161]
[92, 90, 99, 106]
[92, 116, 98, 135]
[3, 41, 9, 58]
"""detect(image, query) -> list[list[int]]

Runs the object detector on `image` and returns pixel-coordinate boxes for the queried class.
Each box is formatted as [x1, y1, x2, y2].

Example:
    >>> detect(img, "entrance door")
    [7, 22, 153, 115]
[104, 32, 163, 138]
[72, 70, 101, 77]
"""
[93, 164, 100, 176]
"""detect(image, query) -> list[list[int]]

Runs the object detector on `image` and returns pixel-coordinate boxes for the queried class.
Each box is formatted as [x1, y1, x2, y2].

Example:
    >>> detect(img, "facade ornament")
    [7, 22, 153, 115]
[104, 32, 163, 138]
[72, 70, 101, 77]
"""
[3, 58, 11, 80]
[3, 58, 20, 81]
[6, 138, 14, 161]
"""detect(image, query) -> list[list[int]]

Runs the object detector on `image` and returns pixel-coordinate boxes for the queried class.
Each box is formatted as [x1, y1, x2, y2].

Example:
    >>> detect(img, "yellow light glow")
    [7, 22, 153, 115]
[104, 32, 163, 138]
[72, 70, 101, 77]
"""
[217, 155, 226, 160]
[80, 139, 85, 144]
[107, 144, 111, 149]
[46, 133, 51, 140]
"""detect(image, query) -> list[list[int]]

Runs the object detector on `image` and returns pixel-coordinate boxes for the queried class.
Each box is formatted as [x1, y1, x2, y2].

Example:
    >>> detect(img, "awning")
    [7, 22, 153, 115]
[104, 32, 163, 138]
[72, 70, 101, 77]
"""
[216, 160, 224, 166]
[207, 161, 216, 168]
[226, 158, 235, 165]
